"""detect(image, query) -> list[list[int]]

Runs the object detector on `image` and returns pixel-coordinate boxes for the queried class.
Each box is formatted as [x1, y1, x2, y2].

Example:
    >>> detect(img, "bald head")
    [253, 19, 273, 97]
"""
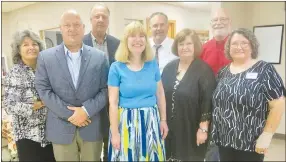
[60, 9, 83, 26]
[60, 9, 85, 50]
[211, 8, 231, 41]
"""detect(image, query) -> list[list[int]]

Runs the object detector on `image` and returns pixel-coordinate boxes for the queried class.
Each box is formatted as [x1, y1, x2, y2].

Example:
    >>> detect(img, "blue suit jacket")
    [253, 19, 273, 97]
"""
[35, 43, 108, 144]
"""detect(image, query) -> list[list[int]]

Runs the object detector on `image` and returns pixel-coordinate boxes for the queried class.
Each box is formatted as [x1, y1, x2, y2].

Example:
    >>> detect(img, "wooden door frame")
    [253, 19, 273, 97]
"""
[39, 26, 60, 40]
[168, 20, 176, 38]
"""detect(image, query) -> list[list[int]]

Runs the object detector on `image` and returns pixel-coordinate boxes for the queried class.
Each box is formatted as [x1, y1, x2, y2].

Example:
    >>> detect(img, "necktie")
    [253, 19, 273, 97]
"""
[155, 45, 162, 64]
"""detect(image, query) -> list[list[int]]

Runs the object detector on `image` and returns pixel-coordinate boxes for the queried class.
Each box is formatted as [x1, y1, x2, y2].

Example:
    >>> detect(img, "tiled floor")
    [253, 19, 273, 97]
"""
[2, 137, 285, 161]
[264, 138, 285, 161]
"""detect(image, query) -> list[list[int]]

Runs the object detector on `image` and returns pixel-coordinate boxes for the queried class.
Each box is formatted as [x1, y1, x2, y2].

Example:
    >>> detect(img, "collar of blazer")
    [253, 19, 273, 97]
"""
[55, 43, 92, 91]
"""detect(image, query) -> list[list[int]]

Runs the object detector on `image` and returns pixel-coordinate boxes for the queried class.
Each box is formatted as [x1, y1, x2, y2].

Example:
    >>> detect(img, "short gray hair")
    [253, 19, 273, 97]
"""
[225, 28, 259, 60]
[11, 30, 44, 64]
[149, 12, 168, 25]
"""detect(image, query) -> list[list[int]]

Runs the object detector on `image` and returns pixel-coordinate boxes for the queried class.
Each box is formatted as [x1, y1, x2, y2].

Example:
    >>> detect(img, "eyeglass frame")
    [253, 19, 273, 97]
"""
[210, 17, 230, 24]
[230, 41, 251, 49]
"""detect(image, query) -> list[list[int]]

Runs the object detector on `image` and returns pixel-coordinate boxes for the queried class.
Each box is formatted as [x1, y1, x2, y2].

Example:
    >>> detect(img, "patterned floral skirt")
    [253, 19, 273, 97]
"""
[108, 106, 166, 161]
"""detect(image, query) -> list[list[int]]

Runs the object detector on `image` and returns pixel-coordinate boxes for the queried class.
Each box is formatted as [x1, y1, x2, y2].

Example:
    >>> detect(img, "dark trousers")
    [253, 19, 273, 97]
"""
[219, 146, 264, 162]
[100, 106, 110, 161]
[16, 139, 56, 162]
[205, 143, 220, 161]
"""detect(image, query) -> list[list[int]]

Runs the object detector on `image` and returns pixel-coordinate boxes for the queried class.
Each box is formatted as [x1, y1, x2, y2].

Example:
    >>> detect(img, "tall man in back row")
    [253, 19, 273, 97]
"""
[83, 3, 120, 161]
[200, 8, 231, 75]
[149, 12, 177, 74]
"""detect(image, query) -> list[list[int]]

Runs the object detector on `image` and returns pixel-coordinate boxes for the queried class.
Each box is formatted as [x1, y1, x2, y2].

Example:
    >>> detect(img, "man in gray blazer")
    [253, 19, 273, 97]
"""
[83, 3, 120, 66]
[35, 9, 108, 161]
[83, 3, 119, 161]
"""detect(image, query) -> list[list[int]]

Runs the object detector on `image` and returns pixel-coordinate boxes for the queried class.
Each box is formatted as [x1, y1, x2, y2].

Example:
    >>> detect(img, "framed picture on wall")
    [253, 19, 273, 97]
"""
[253, 24, 284, 64]
[124, 18, 143, 26]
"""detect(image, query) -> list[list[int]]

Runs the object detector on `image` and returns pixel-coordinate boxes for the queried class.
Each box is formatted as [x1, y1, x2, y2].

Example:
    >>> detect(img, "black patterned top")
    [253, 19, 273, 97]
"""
[2, 61, 50, 147]
[162, 58, 217, 160]
[211, 60, 286, 152]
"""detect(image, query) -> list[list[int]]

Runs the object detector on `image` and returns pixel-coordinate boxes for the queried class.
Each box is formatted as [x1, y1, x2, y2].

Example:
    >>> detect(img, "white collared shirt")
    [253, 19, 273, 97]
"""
[90, 32, 109, 65]
[149, 37, 178, 74]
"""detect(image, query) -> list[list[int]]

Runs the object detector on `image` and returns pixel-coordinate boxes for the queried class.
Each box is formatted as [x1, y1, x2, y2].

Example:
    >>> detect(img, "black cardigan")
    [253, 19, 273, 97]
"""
[161, 58, 216, 160]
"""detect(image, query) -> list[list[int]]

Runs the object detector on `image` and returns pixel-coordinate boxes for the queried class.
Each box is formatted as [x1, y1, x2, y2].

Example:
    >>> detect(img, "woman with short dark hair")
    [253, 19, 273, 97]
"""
[3, 30, 55, 162]
[211, 28, 285, 161]
[162, 28, 216, 161]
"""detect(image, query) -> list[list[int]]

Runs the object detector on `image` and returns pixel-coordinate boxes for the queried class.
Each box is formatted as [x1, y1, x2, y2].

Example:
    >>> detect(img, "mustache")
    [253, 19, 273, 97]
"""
[214, 26, 226, 29]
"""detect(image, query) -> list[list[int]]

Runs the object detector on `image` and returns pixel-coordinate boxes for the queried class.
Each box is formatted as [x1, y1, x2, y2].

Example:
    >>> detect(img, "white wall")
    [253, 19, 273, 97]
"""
[111, 2, 210, 38]
[249, 2, 285, 135]
[221, 2, 251, 29]
[2, 13, 12, 68]
[2, 2, 211, 69]
[2, 2, 116, 69]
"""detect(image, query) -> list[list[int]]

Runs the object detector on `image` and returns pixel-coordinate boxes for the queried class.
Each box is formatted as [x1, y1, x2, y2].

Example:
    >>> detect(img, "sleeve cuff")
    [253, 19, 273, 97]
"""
[82, 106, 90, 118]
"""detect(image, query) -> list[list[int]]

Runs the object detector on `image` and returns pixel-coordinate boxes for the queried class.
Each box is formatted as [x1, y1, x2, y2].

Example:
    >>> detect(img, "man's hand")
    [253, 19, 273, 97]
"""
[68, 106, 91, 127]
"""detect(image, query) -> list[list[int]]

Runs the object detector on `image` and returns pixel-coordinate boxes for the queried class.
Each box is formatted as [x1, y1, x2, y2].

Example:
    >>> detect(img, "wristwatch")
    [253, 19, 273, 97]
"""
[199, 127, 208, 133]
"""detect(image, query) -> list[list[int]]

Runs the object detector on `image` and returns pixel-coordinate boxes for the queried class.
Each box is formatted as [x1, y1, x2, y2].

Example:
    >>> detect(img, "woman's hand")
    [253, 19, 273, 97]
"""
[33, 101, 44, 111]
[160, 120, 168, 139]
[111, 132, 121, 150]
[255, 132, 273, 155]
[196, 128, 208, 146]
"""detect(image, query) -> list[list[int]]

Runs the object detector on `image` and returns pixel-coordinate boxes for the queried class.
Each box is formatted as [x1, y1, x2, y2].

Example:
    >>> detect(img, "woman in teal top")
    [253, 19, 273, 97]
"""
[108, 21, 168, 161]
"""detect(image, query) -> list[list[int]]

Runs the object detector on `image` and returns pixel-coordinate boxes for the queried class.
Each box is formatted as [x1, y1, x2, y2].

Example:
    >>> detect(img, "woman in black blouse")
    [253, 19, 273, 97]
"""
[162, 28, 216, 161]
[211, 28, 285, 161]
[3, 30, 55, 162]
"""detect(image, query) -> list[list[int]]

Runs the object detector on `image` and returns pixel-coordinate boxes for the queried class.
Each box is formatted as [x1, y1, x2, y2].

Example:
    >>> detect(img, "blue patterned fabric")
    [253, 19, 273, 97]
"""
[108, 106, 166, 161]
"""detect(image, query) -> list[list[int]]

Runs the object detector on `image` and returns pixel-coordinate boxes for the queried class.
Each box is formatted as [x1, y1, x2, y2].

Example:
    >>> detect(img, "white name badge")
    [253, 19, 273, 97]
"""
[245, 72, 258, 79]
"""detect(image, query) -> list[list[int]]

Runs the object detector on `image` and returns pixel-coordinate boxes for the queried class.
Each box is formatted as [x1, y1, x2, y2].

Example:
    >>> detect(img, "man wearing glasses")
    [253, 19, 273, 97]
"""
[200, 8, 231, 161]
[200, 8, 231, 75]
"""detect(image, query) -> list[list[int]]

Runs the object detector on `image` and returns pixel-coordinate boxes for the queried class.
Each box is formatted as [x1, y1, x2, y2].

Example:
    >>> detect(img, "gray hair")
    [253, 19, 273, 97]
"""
[149, 12, 168, 25]
[11, 30, 44, 64]
[90, 3, 110, 18]
[225, 28, 259, 60]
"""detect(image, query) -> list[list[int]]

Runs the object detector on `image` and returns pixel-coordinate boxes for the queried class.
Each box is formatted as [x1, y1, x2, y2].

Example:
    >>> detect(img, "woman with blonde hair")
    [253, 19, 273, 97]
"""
[107, 21, 168, 161]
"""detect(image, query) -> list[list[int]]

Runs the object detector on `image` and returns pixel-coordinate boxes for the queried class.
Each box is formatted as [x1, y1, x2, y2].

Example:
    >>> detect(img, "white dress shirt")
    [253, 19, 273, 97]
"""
[149, 37, 178, 74]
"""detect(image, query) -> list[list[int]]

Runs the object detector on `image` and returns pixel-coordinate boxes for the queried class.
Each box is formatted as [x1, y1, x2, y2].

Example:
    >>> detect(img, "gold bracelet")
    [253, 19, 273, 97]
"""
[160, 119, 166, 122]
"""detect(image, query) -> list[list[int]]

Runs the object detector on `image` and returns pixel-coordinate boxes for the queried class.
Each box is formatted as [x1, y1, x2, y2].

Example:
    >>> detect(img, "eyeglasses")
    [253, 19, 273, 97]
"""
[211, 17, 229, 24]
[230, 42, 250, 49]
[63, 23, 81, 29]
